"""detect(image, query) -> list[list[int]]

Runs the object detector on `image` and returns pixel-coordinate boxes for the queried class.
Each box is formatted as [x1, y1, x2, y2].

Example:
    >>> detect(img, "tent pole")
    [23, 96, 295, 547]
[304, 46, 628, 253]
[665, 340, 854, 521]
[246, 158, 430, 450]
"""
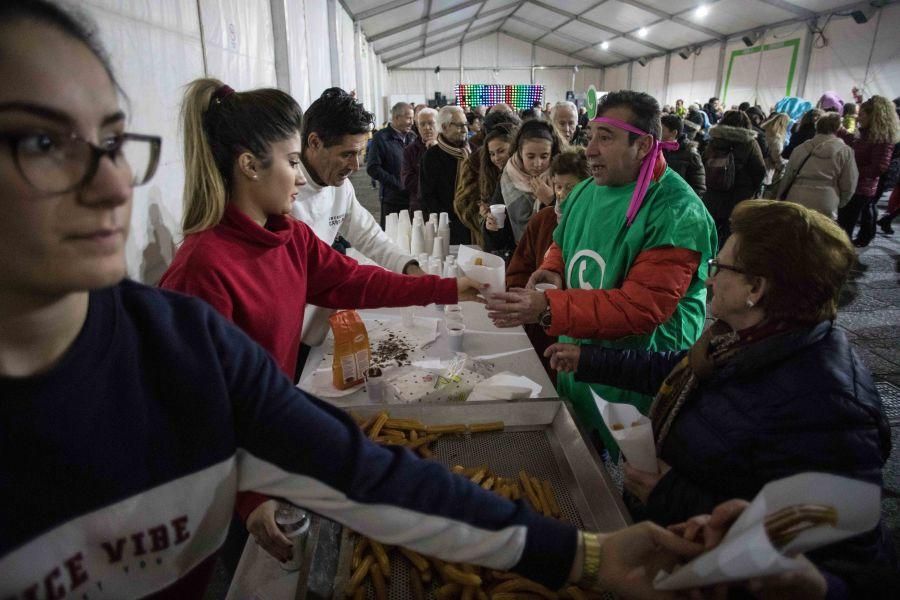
[195, 0, 208, 76]
[327, 0, 341, 87]
[663, 53, 671, 105]
[269, 0, 291, 94]
[715, 41, 727, 99]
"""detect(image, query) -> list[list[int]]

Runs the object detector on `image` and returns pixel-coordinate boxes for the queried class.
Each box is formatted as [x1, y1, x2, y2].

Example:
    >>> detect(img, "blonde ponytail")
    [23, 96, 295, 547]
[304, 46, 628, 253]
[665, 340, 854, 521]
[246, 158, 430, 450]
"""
[179, 78, 304, 234]
[181, 78, 228, 234]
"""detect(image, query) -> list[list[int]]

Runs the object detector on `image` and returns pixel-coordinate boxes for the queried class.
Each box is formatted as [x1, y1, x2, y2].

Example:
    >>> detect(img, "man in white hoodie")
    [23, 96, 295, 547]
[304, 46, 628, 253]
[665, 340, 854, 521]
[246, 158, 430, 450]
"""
[292, 88, 424, 345]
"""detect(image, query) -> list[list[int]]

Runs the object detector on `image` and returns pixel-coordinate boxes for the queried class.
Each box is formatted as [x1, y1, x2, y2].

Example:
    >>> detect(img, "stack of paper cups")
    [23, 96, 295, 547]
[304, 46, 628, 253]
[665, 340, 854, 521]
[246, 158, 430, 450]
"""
[428, 214, 438, 231]
[423, 222, 435, 257]
[398, 209, 411, 241]
[410, 224, 425, 255]
[413, 210, 424, 223]
[438, 212, 449, 229]
[385, 213, 398, 240]
[442, 257, 458, 278]
[412, 214, 424, 229]
[428, 257, 442, 276]
[417, 253, 429, 266]
[397, 230, 410, 254]
[431, 236, 445, 260]
[438, 226, 451, 257]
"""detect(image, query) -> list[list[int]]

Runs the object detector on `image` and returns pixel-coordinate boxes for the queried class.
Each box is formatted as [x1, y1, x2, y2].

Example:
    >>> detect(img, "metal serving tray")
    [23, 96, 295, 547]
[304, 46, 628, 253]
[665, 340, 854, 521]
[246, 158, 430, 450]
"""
[294, 399, 630, 600]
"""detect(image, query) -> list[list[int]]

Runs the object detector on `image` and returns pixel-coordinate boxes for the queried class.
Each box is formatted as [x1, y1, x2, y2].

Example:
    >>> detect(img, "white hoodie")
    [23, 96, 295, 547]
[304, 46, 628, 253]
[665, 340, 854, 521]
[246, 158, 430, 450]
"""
[291, 160, 415, 345]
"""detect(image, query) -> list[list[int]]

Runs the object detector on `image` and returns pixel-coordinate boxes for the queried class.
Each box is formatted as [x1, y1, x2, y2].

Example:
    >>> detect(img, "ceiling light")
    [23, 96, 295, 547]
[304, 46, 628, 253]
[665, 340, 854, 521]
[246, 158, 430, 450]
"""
[696, 5, 710, 19]
[637, 28, 648, 38]
[600, 41, 610, 50]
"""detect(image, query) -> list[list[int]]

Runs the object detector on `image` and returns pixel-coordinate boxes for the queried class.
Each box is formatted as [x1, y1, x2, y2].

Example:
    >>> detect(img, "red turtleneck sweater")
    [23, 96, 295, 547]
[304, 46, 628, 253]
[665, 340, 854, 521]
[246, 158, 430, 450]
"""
[160, 204, 457, 377]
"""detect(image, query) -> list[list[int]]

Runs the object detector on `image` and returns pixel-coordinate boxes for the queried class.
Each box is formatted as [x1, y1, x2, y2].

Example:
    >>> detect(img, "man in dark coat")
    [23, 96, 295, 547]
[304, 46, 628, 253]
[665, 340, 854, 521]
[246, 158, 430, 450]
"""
[420, 106, 472, 244]
[367, 102, 415, 226]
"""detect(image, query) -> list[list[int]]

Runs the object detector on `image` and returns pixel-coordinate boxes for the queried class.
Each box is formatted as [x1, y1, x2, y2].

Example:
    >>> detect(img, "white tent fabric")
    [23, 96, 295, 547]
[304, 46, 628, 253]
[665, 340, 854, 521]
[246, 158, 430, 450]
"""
[807, 6, 900, 105]
[78, 0, 389, 283]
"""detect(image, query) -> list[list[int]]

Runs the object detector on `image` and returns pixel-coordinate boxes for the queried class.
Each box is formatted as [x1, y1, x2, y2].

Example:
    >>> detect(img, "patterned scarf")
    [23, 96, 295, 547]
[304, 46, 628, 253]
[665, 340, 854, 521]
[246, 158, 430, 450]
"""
[503, 153, 551, 195]
[649, 319, 792, 452]
[437, 134, 470, 160]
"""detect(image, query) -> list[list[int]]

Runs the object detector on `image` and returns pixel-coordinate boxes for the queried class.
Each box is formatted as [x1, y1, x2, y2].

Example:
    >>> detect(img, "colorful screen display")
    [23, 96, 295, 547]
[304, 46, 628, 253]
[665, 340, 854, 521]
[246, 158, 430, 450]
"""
[455, 84, 544, 110]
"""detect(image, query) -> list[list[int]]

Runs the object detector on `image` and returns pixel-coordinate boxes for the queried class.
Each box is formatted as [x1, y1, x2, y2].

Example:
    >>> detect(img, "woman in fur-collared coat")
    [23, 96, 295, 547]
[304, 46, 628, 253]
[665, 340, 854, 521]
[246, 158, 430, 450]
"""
[702, 110, 766, 246]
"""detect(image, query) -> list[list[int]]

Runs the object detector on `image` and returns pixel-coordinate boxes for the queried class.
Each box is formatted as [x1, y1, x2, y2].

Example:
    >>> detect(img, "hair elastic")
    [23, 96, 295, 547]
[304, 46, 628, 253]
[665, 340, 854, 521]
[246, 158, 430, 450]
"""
[211, 84, 235, 106]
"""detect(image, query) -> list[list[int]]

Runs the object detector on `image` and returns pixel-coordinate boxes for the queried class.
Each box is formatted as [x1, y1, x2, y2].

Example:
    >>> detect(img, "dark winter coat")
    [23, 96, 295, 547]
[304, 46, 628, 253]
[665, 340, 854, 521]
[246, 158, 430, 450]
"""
[663, 134, 706, 196]
[702, 124, 766, 243]
[420, 144, 471, 244]
[576, 321, 894, 568]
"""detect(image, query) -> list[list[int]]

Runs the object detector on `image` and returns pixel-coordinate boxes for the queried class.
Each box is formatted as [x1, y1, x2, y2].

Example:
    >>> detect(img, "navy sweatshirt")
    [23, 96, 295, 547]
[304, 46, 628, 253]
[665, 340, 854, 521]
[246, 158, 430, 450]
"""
[0, 280, 576, 598]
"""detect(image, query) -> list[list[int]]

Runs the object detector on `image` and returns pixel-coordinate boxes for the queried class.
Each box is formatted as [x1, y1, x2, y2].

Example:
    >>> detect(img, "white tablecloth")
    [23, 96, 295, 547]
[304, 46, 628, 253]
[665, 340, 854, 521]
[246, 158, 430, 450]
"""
[227, 302, 557, 599]
[297, 302, 556, 406]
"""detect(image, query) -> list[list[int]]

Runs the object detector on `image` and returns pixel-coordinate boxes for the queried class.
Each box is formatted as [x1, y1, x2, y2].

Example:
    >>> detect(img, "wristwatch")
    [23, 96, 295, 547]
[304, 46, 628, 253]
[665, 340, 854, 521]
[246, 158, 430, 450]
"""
[539, 305, 552, 329]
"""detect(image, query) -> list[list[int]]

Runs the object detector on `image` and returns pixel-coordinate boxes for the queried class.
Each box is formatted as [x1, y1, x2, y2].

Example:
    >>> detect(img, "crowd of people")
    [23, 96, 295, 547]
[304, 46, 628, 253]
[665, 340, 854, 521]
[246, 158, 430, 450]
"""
[1, 1, 898, 599]
[656, 93, 900, 247]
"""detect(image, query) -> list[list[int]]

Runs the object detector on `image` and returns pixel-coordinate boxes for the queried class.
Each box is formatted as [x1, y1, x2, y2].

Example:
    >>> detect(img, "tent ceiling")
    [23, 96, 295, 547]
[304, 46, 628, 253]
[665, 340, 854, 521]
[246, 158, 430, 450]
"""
[343, 0, 871, 69]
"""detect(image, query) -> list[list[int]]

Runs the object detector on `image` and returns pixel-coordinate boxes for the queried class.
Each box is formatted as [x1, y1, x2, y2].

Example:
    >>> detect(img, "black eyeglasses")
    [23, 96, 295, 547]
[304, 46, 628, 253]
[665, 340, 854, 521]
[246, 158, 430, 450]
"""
[2, 131, 161, 193]
[707, 258, 747, 277]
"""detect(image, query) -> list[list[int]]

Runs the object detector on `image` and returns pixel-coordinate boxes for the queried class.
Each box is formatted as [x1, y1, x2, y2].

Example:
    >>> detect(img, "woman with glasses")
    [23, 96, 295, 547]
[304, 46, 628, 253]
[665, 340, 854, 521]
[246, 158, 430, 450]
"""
[0, 1, 708, 597]
[545, 201, 894, 572]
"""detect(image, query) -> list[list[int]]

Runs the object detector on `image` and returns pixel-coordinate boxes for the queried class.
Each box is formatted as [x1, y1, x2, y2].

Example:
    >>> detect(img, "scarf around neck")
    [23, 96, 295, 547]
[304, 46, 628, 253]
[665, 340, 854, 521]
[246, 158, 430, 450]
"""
[504, 153, 552, 195]
[648, 319, 792, 452]
[437, 134, 470, 160]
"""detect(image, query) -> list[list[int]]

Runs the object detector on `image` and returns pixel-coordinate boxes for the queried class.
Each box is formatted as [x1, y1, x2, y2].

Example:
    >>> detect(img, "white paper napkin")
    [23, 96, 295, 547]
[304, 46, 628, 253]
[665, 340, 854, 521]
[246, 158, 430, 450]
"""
[468, 372, 542, 401]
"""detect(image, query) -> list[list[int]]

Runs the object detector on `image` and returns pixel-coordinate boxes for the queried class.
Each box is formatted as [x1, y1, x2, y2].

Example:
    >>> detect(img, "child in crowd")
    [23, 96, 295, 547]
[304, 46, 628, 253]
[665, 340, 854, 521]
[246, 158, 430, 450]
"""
[504, 150, 591, 382]
[493, 120, 565, 244]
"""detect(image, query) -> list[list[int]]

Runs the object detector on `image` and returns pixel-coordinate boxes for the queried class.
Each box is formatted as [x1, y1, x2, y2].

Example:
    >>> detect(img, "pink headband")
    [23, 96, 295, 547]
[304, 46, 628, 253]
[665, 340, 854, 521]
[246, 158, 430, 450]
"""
[591, 116, 678, 226]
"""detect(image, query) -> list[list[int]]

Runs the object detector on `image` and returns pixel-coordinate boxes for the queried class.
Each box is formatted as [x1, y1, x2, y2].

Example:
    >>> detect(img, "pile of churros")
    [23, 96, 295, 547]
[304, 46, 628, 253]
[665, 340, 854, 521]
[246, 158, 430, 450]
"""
[764, 504, 838, 550]
[351, 411, 504, 459]
[346, 411, 602, 600]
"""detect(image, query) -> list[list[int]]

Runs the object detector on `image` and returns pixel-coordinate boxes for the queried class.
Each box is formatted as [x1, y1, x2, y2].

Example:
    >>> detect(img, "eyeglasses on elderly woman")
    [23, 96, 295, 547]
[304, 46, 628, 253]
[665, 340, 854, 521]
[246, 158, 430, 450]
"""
[707, 258, 747, 277]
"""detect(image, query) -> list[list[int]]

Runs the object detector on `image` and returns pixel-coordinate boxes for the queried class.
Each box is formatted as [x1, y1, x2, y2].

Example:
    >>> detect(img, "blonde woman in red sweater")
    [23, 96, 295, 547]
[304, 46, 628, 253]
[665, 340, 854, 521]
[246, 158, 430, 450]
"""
[160, 79, 482, 561]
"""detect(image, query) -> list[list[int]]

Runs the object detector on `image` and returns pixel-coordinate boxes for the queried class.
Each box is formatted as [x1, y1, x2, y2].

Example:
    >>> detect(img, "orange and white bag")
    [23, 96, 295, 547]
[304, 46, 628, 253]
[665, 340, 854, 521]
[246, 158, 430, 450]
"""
[329, 310, 371, 390]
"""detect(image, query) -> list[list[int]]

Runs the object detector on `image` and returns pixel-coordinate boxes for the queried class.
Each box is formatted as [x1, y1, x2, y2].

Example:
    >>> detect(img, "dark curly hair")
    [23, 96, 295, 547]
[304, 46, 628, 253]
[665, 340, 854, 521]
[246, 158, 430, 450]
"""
[596, 90, 662, 142]
[302, 87, 374, 148]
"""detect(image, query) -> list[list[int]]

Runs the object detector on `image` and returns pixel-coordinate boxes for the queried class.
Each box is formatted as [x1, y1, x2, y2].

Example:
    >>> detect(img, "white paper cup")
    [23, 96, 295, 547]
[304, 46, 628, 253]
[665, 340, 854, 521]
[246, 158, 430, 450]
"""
[490, 204, 507, 228]
[447, 322, 465, 352]
[402, 308, 415, 328]
[366, 377, 385, 403]
[535, 283, 558, 292]
[612, 421, 658, 473]
[431, 236, 445, 260]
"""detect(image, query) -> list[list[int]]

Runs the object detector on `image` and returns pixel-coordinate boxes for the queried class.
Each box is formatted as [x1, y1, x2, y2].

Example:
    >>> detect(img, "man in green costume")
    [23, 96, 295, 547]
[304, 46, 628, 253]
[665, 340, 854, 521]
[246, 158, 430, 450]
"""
[486, 90, 716, 457]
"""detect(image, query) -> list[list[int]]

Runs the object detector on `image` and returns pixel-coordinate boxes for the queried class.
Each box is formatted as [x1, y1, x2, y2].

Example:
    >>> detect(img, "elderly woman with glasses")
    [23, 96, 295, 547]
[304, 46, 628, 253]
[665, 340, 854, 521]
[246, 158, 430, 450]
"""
[546, 200, 894, 570]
